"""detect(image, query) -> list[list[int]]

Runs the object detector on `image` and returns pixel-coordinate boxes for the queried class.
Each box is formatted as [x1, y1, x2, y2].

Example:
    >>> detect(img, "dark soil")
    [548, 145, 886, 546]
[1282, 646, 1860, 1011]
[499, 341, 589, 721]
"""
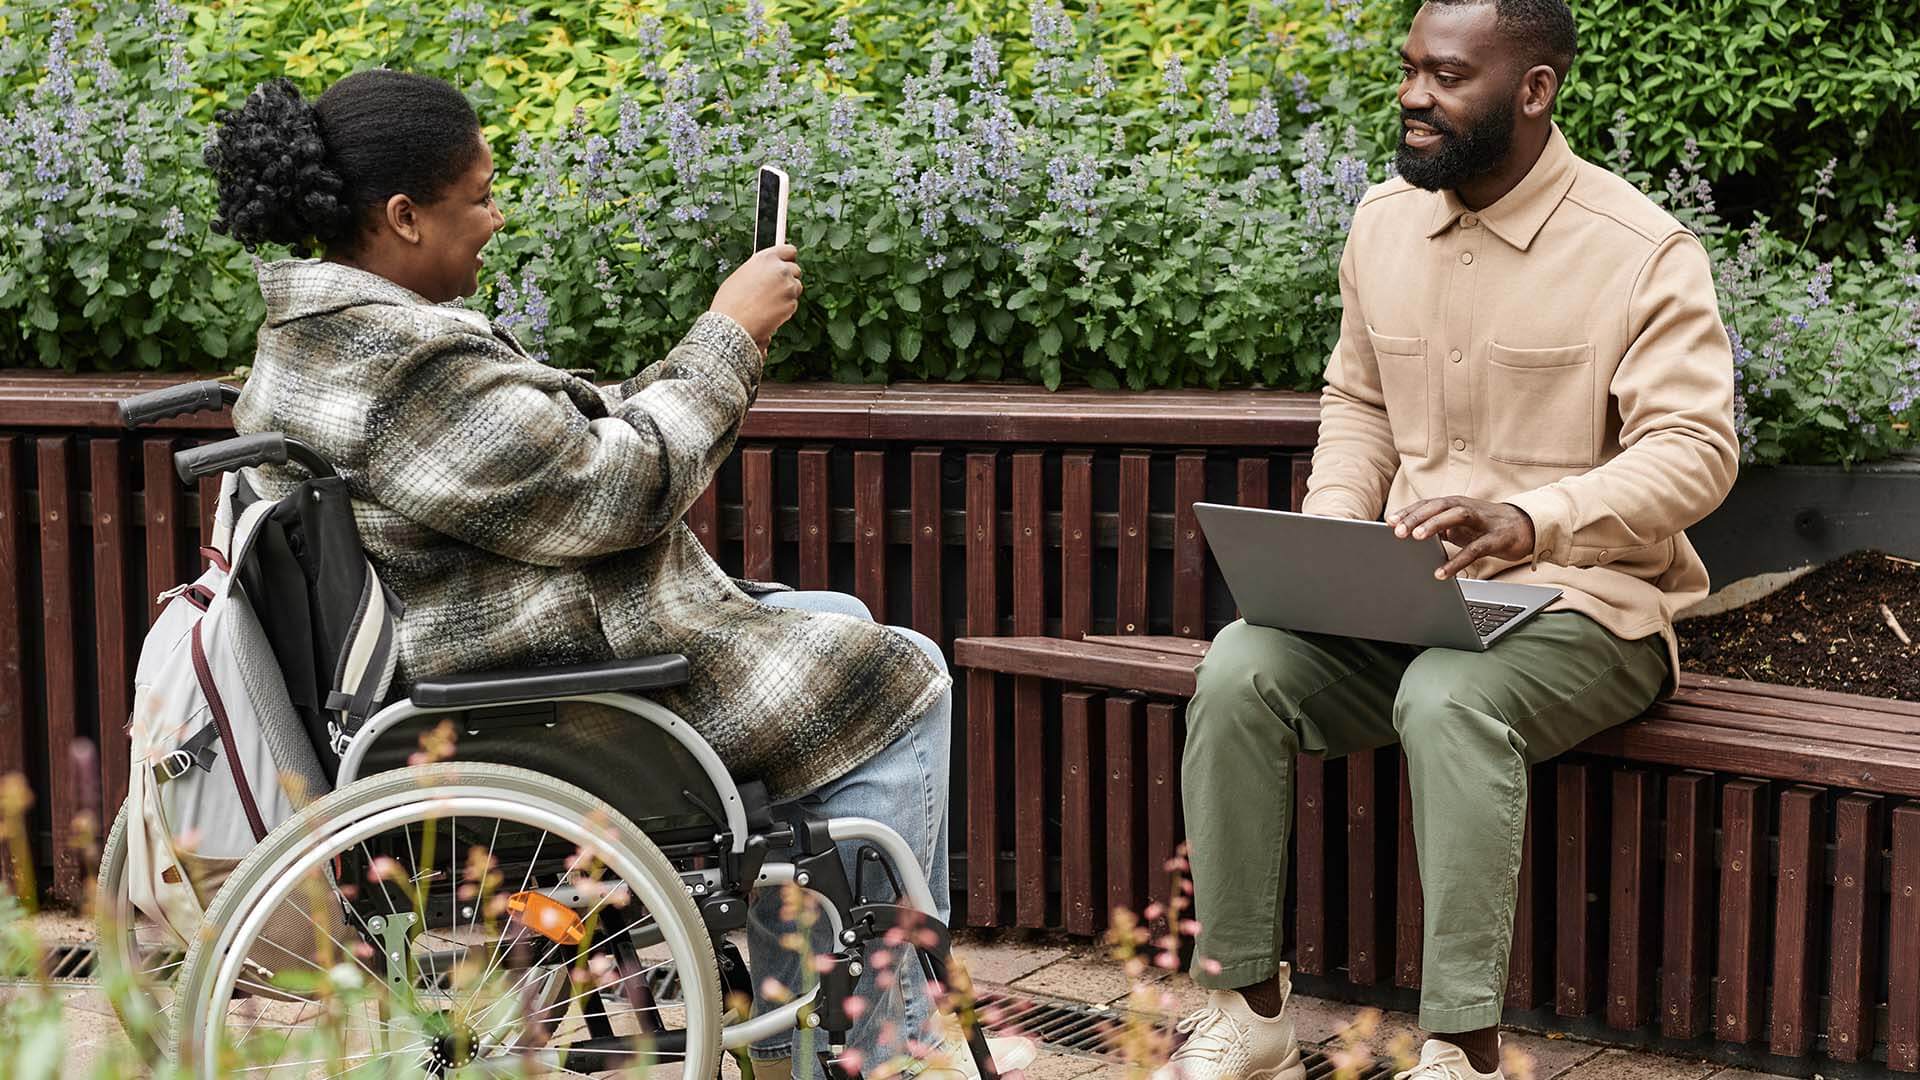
[1679, 550, 1920, 700]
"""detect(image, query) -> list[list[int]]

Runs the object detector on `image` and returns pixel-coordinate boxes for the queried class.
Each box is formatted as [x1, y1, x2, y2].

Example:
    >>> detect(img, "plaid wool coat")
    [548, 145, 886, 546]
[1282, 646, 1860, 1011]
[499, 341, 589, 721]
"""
[233, 259, 947, 799]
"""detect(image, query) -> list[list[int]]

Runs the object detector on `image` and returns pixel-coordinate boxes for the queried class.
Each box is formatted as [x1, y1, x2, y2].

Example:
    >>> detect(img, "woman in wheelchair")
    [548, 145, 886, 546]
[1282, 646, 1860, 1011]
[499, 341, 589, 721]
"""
[162, 70, 1035, 1078]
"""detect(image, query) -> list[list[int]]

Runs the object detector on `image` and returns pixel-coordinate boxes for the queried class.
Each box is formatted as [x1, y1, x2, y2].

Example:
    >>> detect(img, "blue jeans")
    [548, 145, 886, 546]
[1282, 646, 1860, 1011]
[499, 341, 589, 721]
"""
[747, 591, 952, 1075]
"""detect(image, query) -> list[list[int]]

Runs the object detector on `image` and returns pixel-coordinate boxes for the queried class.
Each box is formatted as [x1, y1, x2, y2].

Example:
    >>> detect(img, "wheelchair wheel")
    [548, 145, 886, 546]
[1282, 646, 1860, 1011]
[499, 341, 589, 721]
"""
[170, 762, 722, 1078]
[95, 803, 185, 1062]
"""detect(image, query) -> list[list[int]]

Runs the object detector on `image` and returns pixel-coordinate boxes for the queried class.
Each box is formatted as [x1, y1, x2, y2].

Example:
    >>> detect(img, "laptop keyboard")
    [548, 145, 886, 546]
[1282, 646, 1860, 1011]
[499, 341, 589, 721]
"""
[1468, 601, 1528, 639]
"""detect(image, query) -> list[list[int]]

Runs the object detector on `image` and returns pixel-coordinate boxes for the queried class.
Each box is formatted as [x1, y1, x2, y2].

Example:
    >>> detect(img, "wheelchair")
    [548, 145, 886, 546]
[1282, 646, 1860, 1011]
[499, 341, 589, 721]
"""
[95, 381, 1001, 1080]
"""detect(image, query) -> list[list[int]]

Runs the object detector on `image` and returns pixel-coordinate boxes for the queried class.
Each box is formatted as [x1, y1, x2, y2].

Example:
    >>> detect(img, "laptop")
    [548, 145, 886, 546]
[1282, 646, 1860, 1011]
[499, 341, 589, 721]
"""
[1192, 503, 1562, 651]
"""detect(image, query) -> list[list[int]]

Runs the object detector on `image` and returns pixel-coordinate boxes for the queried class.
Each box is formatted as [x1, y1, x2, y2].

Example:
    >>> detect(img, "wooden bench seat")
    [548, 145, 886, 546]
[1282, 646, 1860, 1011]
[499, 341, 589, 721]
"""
[953, 632, 1920, 1069]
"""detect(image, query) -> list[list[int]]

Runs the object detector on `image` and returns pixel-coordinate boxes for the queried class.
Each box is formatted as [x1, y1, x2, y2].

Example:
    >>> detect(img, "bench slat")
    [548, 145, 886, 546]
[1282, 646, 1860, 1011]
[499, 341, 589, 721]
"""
[1715, 779, 1769, 1044]
[1828, 795, 1882, 1062]
[1660, 772, 1715, 1038]
[1890, 804, 1920, 1072]
[38, 437, 83, 904]
[90, 439, 133, 831]
[909, 448, 942, 647]
[1061, 691, 1103, 936]
[1395, 765, 1423, 990]
[742, 446, 774, 580]
[798, 446, 830, 589]
[1505, 776, 1552, 1010]
[1173, 453, 1207, 639]
[1347, 750, 1389, 986]
[853, 452, 886, 618]
[1769, 785, 1824, 1057]
[1107, 694, 1145, 921]
[1606, 769, 1659, 1031]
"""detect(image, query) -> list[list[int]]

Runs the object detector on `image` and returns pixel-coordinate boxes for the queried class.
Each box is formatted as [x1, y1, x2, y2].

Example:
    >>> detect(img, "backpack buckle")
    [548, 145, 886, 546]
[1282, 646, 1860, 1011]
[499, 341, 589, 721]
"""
[157, 749, 196, 782]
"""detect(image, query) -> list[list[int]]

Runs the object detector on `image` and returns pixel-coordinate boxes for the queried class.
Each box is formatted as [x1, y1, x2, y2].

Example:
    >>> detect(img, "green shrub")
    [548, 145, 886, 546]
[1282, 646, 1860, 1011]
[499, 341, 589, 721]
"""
[1, 0, 1916, 465]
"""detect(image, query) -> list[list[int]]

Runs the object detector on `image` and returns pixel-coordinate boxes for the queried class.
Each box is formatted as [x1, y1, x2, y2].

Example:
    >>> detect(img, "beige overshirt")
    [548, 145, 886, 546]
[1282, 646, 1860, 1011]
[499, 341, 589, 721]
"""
[1300, 124, 1739, 674]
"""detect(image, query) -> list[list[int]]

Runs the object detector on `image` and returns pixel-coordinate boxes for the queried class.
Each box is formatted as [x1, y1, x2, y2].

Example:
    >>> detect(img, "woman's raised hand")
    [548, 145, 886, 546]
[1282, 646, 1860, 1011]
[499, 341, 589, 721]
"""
[710, 244, 802, 354]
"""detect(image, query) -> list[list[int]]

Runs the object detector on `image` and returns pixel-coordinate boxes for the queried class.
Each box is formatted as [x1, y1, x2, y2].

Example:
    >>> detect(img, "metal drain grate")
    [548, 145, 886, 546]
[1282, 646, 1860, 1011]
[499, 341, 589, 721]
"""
[0, 942, 102, 983]
[976, 987, 1395, 1077]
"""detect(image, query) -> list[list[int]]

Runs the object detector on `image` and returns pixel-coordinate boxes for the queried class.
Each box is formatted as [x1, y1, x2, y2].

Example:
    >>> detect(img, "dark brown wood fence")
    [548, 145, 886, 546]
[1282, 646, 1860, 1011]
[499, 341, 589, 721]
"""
[0, 372, 1316, 904]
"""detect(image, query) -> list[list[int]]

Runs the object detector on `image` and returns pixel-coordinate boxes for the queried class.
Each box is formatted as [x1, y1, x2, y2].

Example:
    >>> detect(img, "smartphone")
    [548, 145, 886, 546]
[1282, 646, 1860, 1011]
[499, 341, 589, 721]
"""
[754, 165, 789, 252]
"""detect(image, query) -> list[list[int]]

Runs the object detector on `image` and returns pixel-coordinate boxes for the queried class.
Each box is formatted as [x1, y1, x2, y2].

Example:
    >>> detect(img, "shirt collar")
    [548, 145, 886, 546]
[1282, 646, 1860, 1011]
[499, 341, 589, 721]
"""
[257, 257, 493, 332]
[1424, 123, 1578, 251]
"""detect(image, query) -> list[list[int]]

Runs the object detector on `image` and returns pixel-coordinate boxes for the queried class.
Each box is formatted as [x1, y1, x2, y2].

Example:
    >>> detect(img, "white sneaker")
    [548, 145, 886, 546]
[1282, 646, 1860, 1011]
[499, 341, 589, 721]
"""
[1151, 984, 1304, 1080]
[909, 1035, 1039, 1078]
[1393, 1039, 1504, 1080]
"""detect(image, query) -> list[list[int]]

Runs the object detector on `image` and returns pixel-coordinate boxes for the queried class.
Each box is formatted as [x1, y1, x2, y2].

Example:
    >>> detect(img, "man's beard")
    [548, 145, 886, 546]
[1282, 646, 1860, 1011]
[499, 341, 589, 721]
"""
[1394, 97, 1517, 192]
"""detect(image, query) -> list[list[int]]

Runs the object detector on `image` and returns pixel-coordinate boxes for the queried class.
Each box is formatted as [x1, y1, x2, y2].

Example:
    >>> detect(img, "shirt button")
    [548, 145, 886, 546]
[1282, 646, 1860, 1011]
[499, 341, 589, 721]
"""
[1460, 251, 1474, 265]
[1452, 438, 1466, 451]
[1448, 349, 1463, 363]
[1461, 214, 1479, 228]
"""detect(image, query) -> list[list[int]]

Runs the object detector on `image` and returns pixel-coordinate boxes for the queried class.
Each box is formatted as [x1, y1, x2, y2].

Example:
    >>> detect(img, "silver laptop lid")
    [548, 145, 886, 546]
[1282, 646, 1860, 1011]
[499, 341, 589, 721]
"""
[1192, 502, 1555, 651]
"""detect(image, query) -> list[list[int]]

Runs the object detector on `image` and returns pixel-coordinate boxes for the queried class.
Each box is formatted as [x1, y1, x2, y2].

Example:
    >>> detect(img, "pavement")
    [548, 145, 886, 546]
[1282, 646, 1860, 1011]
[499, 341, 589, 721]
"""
[5, 919, 1798, 1080]
[941, 932, 1793, 1080]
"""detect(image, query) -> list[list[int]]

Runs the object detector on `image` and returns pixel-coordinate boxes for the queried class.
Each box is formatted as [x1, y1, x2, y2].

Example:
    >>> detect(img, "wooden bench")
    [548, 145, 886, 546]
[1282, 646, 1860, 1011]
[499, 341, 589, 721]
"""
[954, 633, 1920, 1070]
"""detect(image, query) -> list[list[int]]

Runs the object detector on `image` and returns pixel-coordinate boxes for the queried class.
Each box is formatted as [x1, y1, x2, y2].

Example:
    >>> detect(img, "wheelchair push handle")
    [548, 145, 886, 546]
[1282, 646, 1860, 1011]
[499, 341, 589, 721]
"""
[118, 381, 241, 428]
[174, 432, 338, 484]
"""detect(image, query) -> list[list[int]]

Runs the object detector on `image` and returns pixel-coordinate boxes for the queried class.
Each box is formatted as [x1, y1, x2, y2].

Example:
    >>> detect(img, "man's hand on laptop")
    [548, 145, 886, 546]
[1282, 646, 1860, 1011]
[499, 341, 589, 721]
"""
[1385, 496, 1537, 581]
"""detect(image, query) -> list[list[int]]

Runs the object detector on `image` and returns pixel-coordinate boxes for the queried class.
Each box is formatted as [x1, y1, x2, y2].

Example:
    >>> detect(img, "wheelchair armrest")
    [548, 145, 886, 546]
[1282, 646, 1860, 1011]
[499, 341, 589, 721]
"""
[409, 654, 690, 708]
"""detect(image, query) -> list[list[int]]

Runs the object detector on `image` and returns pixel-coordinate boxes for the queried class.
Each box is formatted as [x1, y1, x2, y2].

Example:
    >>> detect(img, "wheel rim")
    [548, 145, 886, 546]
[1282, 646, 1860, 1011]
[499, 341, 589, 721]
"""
[96, 806, 185, 1060]
[185, 789, 719, 1079]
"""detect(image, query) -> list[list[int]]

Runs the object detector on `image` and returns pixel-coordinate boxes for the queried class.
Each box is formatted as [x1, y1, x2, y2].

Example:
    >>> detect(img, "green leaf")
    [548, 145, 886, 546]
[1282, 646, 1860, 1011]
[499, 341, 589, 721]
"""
[1038, 324, 1063, 356]
[866, 234, 896, 253]
[827, 313, 856, 351]
[199, 325, 230, 360]
[860, 325, 890, 364]
[941, 267, 974, 298]
[898, 325, 923, 362]
[893, 285, 922, 312]
[949, 314, 976, 350]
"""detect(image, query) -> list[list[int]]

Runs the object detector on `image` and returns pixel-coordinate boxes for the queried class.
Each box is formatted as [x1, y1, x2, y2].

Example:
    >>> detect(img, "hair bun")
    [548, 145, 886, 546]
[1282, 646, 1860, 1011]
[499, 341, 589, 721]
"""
[204, 77, 354, 256]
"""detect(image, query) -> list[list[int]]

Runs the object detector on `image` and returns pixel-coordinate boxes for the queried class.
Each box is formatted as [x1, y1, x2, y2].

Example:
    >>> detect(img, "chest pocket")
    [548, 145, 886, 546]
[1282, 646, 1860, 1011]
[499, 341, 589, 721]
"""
[1486, 341, 1597, 468]
[1365, 327, 1430, 458]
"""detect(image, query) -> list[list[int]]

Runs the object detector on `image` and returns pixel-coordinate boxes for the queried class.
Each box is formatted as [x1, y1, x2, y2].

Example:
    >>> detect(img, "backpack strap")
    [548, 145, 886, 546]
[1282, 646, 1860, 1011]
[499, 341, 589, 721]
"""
[323, 573, 401, 756]
[191, 618, 269, 842]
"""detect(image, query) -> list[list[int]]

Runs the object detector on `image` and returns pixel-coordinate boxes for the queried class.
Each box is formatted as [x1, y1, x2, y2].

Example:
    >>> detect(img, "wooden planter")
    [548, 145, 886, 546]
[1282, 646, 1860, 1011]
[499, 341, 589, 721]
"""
[1690, 458, 1920, 584]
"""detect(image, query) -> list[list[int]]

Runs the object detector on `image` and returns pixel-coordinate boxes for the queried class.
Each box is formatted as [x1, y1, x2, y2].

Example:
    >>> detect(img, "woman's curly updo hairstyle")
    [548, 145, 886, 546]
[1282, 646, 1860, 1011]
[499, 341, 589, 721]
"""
[204, 70, 483, 258]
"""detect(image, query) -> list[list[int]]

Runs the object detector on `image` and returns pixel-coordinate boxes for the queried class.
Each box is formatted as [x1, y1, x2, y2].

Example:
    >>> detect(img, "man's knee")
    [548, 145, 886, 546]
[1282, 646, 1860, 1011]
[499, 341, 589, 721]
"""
[1392, 653, 1516, 755]
[1188, 621, 1317, 751]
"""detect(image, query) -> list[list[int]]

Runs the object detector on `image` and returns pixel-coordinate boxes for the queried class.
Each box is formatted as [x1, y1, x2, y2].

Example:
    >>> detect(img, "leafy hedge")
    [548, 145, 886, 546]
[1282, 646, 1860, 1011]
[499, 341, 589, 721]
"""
[1, 0, 1917, 466]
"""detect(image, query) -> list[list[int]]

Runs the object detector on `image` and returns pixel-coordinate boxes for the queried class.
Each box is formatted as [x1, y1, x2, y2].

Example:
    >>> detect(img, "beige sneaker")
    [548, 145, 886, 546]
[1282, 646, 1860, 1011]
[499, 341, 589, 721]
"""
[1393, 1039, 1504, 1080]
[1151, 983, 1304, 1080]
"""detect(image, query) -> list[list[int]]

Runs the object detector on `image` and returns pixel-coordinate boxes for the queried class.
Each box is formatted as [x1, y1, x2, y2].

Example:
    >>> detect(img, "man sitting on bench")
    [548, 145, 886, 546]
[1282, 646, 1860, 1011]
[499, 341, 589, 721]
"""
[1157, 2, 1737, 1078]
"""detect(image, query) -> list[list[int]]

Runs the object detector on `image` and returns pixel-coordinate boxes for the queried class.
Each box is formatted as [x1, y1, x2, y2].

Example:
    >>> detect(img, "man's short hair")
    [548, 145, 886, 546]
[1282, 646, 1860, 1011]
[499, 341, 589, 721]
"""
[1425, 0, 1579, 82]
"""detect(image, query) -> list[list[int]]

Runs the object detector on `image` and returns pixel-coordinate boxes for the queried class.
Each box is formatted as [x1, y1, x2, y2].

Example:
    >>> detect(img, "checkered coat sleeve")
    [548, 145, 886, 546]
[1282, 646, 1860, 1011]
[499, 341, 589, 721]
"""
[234, 259, 946, 799]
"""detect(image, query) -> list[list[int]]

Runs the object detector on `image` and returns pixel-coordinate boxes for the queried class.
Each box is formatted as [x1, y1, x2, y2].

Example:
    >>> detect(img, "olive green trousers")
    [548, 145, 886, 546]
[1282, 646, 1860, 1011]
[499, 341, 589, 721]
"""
[1181, 613, 1667, 1032]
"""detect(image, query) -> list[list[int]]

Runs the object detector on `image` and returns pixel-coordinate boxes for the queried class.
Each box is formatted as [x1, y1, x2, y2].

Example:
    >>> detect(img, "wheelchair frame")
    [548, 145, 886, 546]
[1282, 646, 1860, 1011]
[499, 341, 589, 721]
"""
[111, 381, 999, 1080]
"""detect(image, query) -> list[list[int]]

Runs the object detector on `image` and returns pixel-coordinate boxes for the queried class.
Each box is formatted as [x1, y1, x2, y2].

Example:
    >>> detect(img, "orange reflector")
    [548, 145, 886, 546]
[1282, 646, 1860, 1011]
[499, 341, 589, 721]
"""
[506, 891, 586, 946]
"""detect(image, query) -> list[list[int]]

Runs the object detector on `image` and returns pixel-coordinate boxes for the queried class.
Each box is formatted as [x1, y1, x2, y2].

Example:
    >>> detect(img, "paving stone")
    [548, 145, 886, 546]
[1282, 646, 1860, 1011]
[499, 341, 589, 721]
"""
[1284, 991, 1379, 1046]
[957, 939, 1072, 988]
[62, 1004, 137, 1077]
[1111, 969, 1209, 1020]
[1327, 1007, 1428, 1071]
[1699, 1070, 1797, 1080]
[1015, 1050, 1108, 1080]
[1554, 1049, 1718, 1080]
[1501, 1031, 1607, 1080]
[1010, 949, 1167, 1007]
